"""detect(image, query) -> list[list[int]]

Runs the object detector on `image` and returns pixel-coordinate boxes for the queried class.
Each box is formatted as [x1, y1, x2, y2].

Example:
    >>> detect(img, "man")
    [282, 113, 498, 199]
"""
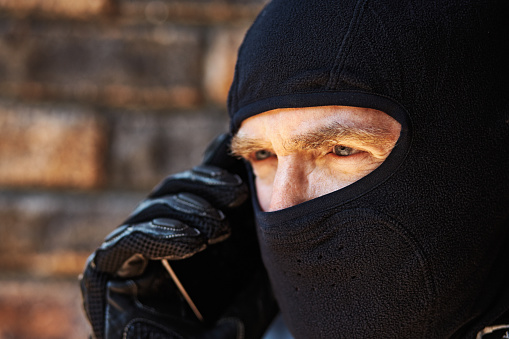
[81, 0, 509, 338]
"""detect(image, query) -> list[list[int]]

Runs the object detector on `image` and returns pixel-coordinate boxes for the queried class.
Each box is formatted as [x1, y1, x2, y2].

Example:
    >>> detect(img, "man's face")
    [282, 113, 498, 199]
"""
[231, 106, 401, 211]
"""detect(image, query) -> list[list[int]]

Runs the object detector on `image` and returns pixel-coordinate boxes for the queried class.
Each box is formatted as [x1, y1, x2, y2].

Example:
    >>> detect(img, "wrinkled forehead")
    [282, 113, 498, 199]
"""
[234, 105, 400, 141]
[230, 93, 411, 137]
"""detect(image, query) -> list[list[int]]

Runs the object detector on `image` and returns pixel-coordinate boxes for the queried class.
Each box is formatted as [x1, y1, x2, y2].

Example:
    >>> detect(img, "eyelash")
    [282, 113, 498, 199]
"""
[330, 145, 362, 157]
[252, 150, 275, 161]
[249, 145, 361, 162]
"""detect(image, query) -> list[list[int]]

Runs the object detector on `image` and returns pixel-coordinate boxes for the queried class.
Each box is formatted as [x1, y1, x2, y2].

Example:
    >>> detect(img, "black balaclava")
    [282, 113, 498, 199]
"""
[227, 0, 509, 338]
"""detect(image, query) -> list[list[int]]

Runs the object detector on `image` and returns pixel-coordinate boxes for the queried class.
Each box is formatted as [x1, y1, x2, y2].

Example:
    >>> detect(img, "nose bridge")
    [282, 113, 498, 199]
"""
[268, 155, 308, 211]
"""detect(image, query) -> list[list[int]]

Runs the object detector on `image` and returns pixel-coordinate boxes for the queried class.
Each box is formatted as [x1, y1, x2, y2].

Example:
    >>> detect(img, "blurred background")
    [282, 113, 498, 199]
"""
[0, 0, 267, 337]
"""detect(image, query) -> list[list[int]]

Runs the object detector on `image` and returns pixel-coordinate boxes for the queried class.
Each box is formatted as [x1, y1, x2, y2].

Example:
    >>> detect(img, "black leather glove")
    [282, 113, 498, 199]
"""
[80, 134, 278, 339]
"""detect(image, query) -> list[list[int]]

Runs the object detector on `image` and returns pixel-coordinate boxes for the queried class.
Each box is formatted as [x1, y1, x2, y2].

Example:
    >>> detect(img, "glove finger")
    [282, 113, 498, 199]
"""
[81, 256, 110, 339]
[94, 218, 207, 276]
[126, 193, 231, 245]
[149, 165, 248, 209]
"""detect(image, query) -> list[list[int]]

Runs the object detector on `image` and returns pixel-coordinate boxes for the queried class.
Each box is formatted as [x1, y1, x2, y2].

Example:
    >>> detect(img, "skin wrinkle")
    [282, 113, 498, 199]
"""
[231, 121, 395, 160]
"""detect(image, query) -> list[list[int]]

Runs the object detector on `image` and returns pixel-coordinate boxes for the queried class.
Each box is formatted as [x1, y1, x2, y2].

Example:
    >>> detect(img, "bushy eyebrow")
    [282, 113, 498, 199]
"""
[230, 122, 396, 158]
[230, 136, 271, 158]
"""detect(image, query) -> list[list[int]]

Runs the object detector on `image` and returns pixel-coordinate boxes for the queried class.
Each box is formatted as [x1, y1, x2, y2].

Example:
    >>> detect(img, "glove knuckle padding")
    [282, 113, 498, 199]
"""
[127, 193, 231, 244]
[150, 165, 248, 209]
[94, 218, 206, 276]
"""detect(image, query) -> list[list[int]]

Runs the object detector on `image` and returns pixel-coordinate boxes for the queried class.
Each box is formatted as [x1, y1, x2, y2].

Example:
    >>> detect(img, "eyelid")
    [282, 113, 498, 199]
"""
[327, 143, 391, 161]
[251, 149, 276, 162]
[322, 142, 357, 152]
[333, 145, 363, 157]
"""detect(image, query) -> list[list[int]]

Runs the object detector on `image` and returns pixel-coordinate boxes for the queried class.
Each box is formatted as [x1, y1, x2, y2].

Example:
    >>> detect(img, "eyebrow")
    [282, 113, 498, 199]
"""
[230, 121, 396, 158]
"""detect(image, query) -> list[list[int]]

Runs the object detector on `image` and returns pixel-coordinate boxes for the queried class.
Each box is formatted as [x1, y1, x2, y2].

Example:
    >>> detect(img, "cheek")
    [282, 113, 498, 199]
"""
[307, 169, 350, 199]
[252, 160, 277, 212]
[252, 156, 387, 210]
[307, 159, 380, 198]
[255, 177, 273, 212]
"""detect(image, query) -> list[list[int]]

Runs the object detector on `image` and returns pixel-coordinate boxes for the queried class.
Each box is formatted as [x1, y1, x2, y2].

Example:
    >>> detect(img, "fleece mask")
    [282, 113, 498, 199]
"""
[227, 0, 509, 338]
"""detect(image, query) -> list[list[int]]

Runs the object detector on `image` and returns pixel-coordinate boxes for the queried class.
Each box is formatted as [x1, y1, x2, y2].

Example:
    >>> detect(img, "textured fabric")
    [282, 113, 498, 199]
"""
[228, 0, 509, 338]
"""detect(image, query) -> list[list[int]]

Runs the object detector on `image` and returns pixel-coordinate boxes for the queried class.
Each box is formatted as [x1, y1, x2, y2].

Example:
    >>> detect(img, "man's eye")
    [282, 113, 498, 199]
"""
[332, 145, 360, 156]
[253, 150, 274, 161]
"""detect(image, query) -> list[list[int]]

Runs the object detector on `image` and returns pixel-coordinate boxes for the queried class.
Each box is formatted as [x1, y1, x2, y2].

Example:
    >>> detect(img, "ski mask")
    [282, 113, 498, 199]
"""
[227, 0, 509, 338]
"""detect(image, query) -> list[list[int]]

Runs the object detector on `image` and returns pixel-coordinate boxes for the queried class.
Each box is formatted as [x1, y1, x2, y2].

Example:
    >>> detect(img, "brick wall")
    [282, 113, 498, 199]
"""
[0, 1, 266, 337]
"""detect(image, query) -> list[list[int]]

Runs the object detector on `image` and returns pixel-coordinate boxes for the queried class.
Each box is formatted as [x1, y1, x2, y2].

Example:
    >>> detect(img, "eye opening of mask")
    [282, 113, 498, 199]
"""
[242, 91, 412, 217]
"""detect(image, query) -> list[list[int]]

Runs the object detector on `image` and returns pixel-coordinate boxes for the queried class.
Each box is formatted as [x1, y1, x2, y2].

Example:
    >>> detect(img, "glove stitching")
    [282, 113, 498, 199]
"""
[171, 170, 243, 187]
[148, 224, 200, 237]
[167, 197, 225, 221]
[149, 221, 187, 231]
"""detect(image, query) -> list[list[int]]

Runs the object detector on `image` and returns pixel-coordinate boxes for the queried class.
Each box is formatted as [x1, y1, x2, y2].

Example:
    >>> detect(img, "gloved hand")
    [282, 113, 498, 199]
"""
[80, 134, 278, 339]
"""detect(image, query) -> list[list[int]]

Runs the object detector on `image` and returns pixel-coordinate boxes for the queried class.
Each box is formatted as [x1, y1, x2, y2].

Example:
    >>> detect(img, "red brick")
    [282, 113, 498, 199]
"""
[0, 279, 90, 339]
[0, 19, 203, 109]
[121, 0, 267, 24]
[204, 26, 249, 104]
[109, 110, 229, 190]
[0, 251, 91, 277]
[0, 101, 106, 189]
[0, 190, 143, 276]
[0, 0, 113, 18]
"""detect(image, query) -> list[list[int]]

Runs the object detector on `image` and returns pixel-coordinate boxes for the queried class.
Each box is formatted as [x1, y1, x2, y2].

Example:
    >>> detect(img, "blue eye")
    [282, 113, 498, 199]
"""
[333, 145, 359, 156]
[254, 150, 274, 160]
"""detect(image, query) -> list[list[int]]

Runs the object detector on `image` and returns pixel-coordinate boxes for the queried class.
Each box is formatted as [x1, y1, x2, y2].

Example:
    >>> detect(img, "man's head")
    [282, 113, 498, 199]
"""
[227, 0, 509, 337]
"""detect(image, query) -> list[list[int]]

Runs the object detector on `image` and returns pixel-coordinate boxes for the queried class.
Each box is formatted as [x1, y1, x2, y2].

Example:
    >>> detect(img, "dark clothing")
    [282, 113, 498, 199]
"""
[228, 0, 509, 337]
